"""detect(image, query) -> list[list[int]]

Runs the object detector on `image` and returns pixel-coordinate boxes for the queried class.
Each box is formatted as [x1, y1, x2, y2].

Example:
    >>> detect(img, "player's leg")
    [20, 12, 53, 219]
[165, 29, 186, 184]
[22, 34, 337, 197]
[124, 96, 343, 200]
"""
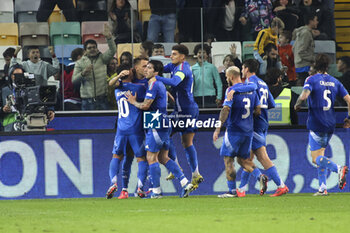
[218, 156, 237, 198]
[147, 151, 162, 198]
[136, 156, 148, 197]
[118, 147, 134, 199]
[166, 138, 182, 181]
[238, 151, 254, 196]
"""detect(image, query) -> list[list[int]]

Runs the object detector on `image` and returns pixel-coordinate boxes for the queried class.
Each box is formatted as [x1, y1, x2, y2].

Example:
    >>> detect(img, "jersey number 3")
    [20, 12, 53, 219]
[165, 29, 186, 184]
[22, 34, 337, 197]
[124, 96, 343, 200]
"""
[118, 97, 130, 118]
[242, 98, 251, 119]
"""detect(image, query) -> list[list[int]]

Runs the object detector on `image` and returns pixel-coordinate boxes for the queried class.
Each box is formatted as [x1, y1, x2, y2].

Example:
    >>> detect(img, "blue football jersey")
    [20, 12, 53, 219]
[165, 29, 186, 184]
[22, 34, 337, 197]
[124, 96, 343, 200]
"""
[145, 80, 168, 115]
[245, 75, 275, 132]
[303, 73, 348, 133]
[161, 61, 198, 112]
[115, 82, 146, 135]
[223, 83, 260, 135]
[133, 77, 149, 89]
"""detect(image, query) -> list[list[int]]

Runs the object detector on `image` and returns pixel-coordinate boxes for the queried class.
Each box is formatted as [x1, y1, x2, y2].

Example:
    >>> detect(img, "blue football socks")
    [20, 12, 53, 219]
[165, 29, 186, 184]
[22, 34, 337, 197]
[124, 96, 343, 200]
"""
[109, 157, 121, 185]
[165, 159, 186, 181]
[121, 156, 133, 190]
[265, 166, 282, 187]
[316, 155, 338, 173]
[185, 145, 199, 173]
[239, 170, 251, 190]
[137, 160, 148, 189]
[227, 180, 236, 192]
[149, 163, 161, 190]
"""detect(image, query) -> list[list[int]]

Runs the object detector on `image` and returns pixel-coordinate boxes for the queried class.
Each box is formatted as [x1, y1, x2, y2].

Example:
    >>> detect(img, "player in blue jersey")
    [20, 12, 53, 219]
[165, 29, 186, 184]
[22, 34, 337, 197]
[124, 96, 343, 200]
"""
[213, 66, 268, 197]
[295, 54, 350, 196]
[234, 59, 289, 197]
[155, 44, 203, 190]
[105, 67, 149, 199]
[126, 60, 195, 198]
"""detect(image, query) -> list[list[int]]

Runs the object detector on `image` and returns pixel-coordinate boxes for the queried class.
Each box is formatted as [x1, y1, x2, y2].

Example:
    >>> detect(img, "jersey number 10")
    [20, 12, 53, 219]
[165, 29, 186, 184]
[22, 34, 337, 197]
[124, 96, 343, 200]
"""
[118, 97, 130, 118]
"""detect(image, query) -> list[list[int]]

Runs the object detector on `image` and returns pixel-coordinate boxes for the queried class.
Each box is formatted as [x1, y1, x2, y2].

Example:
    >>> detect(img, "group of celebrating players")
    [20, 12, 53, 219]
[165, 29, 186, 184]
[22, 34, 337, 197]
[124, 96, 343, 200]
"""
[106, 44, 350, 199]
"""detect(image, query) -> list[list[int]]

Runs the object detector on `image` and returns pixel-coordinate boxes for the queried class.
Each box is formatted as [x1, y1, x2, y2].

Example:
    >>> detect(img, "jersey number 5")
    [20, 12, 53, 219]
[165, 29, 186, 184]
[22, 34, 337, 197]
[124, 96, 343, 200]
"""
[323, 90, 331, 111]
[118, 97, 130, 118]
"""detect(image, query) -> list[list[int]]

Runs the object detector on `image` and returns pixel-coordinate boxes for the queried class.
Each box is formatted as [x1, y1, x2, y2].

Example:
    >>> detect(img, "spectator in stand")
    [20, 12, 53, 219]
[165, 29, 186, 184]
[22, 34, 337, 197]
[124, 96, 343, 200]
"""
[239, 0, 274, 38]
[278, 30, 297, 86]
[109, 0, 141, 43]
[298, 0, 333, 40]
[337, 56, 350, 93]
[273, 0, 299, 31]
[257, 43, 283, 80]
[72, 24, 116, 110]
[292, 13, 317, 86]
[63, 48, 84, 111]
[118, 51, 133, 70]
[106, 57, 119, 109]
[11, 46, 60, 86]
[147, 0, 177, 42]
[139, 41, 154, 58]
[177, 0, 203, 42]
[36, 0, 78, 22]
[192, 44, 222, 108]
[149, 44, 171, 66]
[2, 47, 15, 78]
[253, 17, 285, 59]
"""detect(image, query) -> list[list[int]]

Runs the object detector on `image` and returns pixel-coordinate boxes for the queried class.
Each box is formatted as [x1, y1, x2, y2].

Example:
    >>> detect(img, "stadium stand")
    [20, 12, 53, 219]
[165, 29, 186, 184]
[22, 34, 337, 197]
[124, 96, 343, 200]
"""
[0, 46, 23, 68]
[211, 41, 242, 69]
[76, 0, 108, 22]
[242, 41, 255, 61]
[161, 42, 177, 56]
[81, 21, 108, 44]
[138, 0, 151, 24]
[48, 5, 67, 24]
[50, 22, 81, 46]
[117, 43, 141, 58]
[335, 0, 350, 58]
[0, 0, 14, 23]
[314, 40, 336, 64]
[20, 22, 50, 46]
[54, 44, 84, 65]
[15, 0, 41, 23]
[0, 23, 18, 45]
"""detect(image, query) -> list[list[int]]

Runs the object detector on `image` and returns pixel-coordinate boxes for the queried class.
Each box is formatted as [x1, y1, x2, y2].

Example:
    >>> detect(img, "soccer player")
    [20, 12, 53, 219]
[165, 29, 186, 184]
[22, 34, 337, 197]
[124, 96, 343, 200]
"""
[126, 60, 194, 198]
[155, 44, 203, 190]
[213, 66, 268, 197]
[105, 68, 148, 199]
[294, 54, 350, 196]
[236, 59, 289, 197]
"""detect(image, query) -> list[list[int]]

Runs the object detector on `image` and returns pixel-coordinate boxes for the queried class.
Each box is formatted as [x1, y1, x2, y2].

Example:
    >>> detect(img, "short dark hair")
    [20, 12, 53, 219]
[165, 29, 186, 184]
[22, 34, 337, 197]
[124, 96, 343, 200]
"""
[117, 63, 131, 74]
[266, 68, 283, 85]
[148, 60, 163, 76]
[133, 56, 149, 66]
[193, 43, 211, 56]
[281, 30, 292, 43]
[3, 47, 15, 58]
[172, 44, 189, 56]
[120, 51, 133, 65]
[223, 54, 235, 64]
[27, 46, 39, 54]
[83, 39, 97, 50]
[243, 59, 259, 74]
[152, 44, 164, 51]
[264, 43, 277, 54]
[304, 13, 317, 25]
[314, 53, 330, 73]
[71, 48, 84, 62]
[141, 41, 154, 57]
[339, 56, 350, 68]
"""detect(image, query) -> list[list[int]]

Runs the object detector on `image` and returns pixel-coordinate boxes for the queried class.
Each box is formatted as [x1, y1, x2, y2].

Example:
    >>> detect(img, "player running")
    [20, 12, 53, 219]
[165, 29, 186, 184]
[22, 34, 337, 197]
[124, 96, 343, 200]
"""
[213, 66, 268, 197]
[294, 54, 350, 196]
[126, 60, 195, 198]
[236, 59, 289, 197]
[155, 44, 203, 190]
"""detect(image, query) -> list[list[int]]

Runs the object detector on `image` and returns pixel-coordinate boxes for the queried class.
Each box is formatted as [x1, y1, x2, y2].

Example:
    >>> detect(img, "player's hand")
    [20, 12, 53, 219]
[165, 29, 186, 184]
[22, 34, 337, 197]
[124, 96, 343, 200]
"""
[344, 118, 350, 128]
[229, 44, 237, 57]
[14, 46, 22, 56]
[118, 70, 130, 79]
[239, 17, 247, 25]
[47, 110, 55, 121]
[103, 23, 112, 39]
[48, 46, 55, 57]
[3, 104, 11, 113]
[167, 91, 175, 103]
[213, 128, 220, 142]
[227, 90, 235, 101]
[82, 64, 93, 76]
[125, 90, 136, 104]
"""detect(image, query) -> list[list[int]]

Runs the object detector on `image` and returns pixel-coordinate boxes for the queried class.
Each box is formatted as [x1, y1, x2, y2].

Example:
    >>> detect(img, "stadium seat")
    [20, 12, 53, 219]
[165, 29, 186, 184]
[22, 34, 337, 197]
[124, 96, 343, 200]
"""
[15, 0, 40, 23]
[0, 46, 23, 69]
[328, 64, 342, 78]
[0, 0, 14, 23]
[117, 43, 141, 58]
[81, 21, 108, 44]
[50, 22, 81, 46]
[180, 42, 209, 56]
[54, 44, 84, 65]
[76, 0, 108, 22]
[0, 23, 18, 45]
[48, 5, 67, 24]
[19, 22, 50, 46]
[22, 46, 53, 64]
[211, 41, 242, 69]
[314, 40, 336, 64]
[161, 42, 177, 56]
[138, 0, 151, 24]
[242, 41, 255, 61]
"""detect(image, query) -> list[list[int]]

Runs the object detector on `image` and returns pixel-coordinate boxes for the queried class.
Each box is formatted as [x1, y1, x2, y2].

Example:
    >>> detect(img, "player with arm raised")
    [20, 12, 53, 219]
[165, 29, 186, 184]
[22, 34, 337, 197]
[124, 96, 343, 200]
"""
[237, 59, 289, 197]
[213, 66, 268, 197]
[126, 60, 195, 198]
[294, 54, 350, 196]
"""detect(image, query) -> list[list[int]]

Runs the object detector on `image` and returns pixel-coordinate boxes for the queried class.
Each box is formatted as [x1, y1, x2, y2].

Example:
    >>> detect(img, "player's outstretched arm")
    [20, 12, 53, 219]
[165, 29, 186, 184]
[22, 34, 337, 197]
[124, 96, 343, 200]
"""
[156, 73, 183, 87]
[125, 91, 154, 110]
[213, 106, 230, 142]
[294, 89, 311, 111]
[343, 94, 350, 128]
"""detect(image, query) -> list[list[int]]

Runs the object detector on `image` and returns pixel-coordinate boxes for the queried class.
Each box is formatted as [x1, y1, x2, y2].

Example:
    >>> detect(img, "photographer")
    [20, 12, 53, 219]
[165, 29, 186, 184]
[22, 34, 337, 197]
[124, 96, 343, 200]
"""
[10, 46, 60, 86]
[0, 64, 55, 132]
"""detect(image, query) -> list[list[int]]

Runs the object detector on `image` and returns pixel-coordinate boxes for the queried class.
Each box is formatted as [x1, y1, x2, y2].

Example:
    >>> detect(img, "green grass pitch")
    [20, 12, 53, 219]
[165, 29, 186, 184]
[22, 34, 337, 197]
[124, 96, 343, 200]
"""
[1, 193, 350, 233]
